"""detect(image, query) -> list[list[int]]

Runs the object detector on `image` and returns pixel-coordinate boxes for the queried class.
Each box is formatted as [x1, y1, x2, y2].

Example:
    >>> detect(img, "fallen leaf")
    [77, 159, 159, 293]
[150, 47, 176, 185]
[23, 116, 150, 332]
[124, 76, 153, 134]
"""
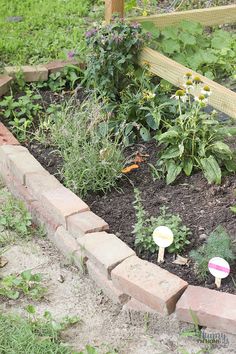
[0, 256, 8, 268]
[134, 152, 144, 164]
[172, 255, 189, 266]
[122, 164, 140, 174]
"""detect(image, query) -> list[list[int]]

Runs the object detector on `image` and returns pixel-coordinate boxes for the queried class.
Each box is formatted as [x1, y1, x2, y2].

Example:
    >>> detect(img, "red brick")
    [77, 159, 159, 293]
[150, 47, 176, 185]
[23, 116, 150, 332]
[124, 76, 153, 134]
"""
[111, 256, 188, 315]
[4, 65, 48, 82]
[123, 298, 157, 313]
[41, 186, 89, 228]
[44, 60, 79, 74]
[87, 260, 130, 304]
[0, 123, 19, 145]
[67, 211, 109, 238]
[77, 232, 135, 279]
[7, 151, 45, 185]
[25, 171, 61, 201]
[0, 75, 12, 97]
[53, 226, 80, 258]
[176, 286, 236, 335]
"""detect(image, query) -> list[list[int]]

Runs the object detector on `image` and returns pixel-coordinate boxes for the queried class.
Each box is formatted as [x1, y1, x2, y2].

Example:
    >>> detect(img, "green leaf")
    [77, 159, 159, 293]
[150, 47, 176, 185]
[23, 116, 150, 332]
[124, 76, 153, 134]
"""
[178, 32, 196, 46]
[162, 39, 180, 54]
[161, 26, 178, 40]
[211, 141, 232, 157]
[200, 155, 221, 184]
[140, 126, 151, 141]
[141, 21, 160, 37]
[161, 146, 181, 159]
[146, 114, 158, 130]
[211, 30, 232, 49]
[166, 161, 182, 185]
[179, 20, 203, 35]
[183, 159, 193, 176]
[158, 130, 178, 143]
[230, 206, 236, 213]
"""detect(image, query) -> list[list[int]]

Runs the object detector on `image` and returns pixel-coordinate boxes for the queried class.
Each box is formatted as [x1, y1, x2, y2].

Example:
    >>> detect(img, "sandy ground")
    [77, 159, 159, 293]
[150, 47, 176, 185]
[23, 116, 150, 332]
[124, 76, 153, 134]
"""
[0, 186, 236, 354]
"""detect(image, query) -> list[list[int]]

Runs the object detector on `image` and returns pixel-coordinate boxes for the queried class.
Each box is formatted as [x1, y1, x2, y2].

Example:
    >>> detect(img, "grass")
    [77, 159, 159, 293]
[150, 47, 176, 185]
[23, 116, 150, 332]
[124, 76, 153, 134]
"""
[0, 0, 103, 69]
[0, 311, 74, 354]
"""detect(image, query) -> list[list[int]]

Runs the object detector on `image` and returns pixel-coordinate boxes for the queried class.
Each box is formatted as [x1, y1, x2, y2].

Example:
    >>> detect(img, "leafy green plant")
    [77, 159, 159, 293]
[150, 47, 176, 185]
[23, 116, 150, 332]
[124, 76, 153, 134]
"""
[190, 226, 235, 280]
[133, 188, 191, 254]
[143, 20, 236, 82]
[84, 18, 149, 99]
[36, 65, 83, 92]
[0, 89, 42, 141]
[45, 97, 124, 197]
[0, 193, 32, 247]
[0, 270, 46, 300]
[153, 75, 236, 185]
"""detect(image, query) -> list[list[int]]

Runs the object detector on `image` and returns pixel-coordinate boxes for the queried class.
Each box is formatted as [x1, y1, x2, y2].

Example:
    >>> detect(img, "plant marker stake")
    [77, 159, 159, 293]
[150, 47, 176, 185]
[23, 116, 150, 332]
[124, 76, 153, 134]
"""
[208, 257, 230, 289]
[152, 226, 174, 263]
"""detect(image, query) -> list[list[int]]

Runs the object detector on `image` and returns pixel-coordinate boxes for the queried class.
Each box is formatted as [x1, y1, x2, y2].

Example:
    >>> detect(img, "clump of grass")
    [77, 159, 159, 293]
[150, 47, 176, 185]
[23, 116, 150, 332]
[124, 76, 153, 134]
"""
[0, 311, 74, 354]
[48, 97, 124, 197]
[190, 225, 235, 280]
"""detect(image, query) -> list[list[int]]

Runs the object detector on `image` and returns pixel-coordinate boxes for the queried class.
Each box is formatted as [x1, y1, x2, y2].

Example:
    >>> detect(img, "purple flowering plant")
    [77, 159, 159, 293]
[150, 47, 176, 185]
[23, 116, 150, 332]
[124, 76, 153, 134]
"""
[84, 17, 149, 100]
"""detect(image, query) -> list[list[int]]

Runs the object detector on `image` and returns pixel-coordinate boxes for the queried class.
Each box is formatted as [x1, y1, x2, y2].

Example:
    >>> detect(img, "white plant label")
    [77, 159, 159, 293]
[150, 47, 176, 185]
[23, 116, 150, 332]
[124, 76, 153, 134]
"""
[208, 257, 230, 288]
[153, 226, 174, 263]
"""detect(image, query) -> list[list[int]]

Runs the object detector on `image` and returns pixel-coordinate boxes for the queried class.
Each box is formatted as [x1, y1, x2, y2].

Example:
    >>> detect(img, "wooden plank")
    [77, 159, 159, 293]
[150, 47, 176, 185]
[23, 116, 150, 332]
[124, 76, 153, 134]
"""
[130, 5, 236, 28]
[140, 47, 236, 119]
[105, 0, 124, 23]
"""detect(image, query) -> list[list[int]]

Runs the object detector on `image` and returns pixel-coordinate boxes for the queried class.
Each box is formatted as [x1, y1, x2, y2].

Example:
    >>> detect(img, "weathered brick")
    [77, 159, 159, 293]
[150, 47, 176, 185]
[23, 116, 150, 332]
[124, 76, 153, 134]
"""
[87, 260, 130, 304]
[77, 232, 135, 279]
[111, 256, 188, 315]
[0, 146, 27, 179]
[7, 151, 45, 185]
[44, 60, 79, 74]
[53, 226, 80, 258]
[4, 65, 48, 82]
[176, 286, 236, 335]
[67, 211, 109, 238]
[0, 75, 13, 97]
[0, 123, 19, 145]
[25, 171, 61, 201]
[123, 298, 157, 313]
[41, 186, 89, 228]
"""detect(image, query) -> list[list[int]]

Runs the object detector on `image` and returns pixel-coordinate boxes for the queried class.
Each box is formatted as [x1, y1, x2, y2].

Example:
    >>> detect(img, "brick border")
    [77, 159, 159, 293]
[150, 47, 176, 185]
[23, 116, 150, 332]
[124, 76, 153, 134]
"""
[0, 62, 235, 335]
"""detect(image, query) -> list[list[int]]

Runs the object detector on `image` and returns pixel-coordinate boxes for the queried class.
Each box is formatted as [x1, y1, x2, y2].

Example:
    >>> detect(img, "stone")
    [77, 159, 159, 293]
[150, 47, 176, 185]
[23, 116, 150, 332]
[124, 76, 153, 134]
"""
[77, 232, 135, 279]
[111, 256, 188, 315]
[4, 65, 48, 82]
[176, 285, 236, 335]
[87, 260, 130, 304]
[41, 186, 89, 228]
[67, 211, 109, 238]
[0, 75, 13, 97]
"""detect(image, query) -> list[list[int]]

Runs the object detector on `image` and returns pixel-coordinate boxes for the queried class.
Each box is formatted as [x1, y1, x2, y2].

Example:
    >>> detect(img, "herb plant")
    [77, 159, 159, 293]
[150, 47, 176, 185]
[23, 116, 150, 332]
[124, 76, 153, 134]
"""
[153, 75, 236, 185]
[133, 188, 191, 254]
[190, 226, 235, 281]
[84, 18, 148, 99]
[47, 97, 124, 197]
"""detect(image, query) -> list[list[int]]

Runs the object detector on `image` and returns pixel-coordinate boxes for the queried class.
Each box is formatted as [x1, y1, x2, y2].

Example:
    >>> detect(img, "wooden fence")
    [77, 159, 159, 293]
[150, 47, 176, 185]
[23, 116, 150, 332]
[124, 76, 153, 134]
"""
[104, 1, 236, 119]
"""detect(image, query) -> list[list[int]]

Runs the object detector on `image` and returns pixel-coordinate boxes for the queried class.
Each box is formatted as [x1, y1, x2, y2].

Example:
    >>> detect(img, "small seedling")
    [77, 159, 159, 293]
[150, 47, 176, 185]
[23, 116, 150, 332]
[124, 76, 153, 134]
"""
[0, 269, 46, 300]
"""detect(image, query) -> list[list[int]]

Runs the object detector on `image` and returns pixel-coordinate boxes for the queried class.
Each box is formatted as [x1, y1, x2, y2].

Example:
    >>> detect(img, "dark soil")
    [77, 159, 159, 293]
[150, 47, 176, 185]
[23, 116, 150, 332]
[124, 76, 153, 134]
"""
[27, 136, 236, 294]
[1, 87, 236, 294]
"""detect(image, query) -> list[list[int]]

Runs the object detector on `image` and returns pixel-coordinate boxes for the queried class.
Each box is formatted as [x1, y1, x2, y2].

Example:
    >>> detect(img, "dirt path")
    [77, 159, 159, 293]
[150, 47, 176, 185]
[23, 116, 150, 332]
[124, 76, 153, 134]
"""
[0, 235, 235, 354]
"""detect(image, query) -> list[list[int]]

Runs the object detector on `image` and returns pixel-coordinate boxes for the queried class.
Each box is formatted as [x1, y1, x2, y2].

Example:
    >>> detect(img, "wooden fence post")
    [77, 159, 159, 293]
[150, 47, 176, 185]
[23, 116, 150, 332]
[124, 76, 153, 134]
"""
[105, 0, 124, 23]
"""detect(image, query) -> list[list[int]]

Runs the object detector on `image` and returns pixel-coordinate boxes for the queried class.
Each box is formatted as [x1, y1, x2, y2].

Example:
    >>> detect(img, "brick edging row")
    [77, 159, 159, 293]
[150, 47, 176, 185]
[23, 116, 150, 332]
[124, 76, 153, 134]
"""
[0, 62, 235, 335]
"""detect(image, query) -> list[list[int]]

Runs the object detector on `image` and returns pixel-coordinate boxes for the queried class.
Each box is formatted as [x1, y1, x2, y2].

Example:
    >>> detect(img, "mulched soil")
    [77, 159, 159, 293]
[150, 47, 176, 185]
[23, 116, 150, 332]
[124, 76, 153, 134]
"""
[1, 87, 236, 294]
